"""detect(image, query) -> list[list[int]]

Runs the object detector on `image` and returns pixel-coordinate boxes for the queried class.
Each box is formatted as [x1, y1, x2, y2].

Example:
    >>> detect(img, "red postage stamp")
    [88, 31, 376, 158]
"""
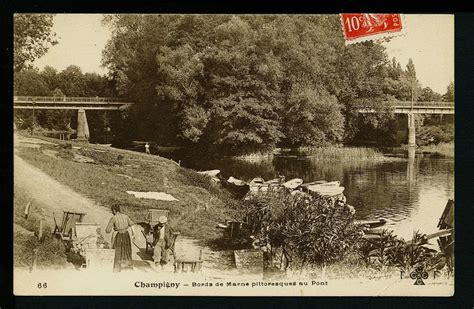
[340, 14, 403, 43]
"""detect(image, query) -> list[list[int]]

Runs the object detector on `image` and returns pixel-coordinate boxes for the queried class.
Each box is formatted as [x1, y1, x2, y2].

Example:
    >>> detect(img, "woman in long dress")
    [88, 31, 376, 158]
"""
[106, 204, 135, 272]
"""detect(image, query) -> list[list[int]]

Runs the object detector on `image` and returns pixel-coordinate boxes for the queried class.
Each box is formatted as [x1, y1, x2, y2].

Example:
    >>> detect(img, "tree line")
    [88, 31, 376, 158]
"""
[14, 14, 454, 152]
[102, 15, 453, 153]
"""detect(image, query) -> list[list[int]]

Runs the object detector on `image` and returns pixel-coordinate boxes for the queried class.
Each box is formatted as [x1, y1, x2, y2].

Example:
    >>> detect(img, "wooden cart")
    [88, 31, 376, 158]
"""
[145, 209, 170, 226]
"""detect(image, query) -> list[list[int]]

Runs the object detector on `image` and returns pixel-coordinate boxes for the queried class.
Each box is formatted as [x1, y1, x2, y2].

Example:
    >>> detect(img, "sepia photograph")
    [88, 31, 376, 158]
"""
[12, 13, 454, 296]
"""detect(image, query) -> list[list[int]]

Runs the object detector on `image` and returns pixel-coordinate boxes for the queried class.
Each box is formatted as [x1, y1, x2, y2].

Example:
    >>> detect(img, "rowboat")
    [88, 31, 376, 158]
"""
[250, 177, 265, 185]
[198, 169, 221, 177]
[283, 178, 303, 190]
[264, 177, 285, 185]
[300, 180, 328, 188]
[249, 177, 267, 193]
[306, 185, 345, 196]
[227, 176, 248, 187]
[225, 176, 250, 197]
[356, 218, 387, 229]
[316, 181, 340, 187]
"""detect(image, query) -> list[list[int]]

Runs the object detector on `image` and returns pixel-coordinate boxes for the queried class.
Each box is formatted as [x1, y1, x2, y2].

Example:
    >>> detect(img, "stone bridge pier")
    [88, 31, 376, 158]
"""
[408, 113, 416, 146]
[395, 113, 417, 146]
[76, 109, 90, 142]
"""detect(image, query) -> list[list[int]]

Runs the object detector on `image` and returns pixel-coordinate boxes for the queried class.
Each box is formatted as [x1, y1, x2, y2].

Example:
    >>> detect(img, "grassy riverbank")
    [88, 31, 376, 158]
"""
[15, 133, 240, 242]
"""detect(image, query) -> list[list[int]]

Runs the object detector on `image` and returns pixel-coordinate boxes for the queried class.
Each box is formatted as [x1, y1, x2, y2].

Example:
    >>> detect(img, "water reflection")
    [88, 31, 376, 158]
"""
[161, 149, 454, 240]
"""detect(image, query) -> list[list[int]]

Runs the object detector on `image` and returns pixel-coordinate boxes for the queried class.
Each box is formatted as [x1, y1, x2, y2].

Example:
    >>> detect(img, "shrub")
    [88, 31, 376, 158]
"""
[417, 125, 454, 146]
[239, 192, 363, 271]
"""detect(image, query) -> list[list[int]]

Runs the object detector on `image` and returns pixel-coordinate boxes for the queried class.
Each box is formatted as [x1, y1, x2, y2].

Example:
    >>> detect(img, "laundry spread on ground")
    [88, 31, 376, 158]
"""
[126, 191, 179, 201]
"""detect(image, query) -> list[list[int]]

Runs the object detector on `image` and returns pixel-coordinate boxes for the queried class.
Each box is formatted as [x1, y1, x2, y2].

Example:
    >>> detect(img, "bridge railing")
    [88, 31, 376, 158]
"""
[390, 101, 454, 108]
[14, 96, 131, 104]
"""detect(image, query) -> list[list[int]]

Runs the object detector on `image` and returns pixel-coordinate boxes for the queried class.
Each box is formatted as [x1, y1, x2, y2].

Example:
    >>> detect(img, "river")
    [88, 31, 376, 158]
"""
[124, 144, 455, 241]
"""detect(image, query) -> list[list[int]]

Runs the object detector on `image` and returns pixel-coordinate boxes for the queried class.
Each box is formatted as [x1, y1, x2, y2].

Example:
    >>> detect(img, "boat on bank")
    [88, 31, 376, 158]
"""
[283, 178, 303, 190]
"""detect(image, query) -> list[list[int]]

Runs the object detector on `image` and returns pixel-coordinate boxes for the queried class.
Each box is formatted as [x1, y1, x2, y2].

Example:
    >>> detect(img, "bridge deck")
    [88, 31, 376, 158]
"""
[13, 97, 453, 113]
[357, 101, 454, 115]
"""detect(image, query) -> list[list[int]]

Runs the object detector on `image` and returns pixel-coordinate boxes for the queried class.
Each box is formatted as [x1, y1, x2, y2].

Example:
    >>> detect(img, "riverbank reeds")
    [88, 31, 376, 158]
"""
[420, 142, 454, 157]
[296, 146, 387, 161]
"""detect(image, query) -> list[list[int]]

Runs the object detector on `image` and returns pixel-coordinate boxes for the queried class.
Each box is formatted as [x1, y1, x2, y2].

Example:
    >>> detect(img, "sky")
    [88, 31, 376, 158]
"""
[33, 14, 454, 94]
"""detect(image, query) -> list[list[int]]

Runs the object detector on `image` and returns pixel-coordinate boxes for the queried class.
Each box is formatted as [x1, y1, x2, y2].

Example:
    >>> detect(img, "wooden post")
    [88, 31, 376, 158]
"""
[23, 201, 31, 218]
[31, 248, 39, 273]
[38, 219, 44, 241]
[31, 101, 36, 136]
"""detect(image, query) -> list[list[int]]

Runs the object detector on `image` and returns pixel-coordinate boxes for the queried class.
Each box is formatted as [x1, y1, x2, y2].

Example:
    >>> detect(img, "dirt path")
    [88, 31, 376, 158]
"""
[14, 134, 231, 275]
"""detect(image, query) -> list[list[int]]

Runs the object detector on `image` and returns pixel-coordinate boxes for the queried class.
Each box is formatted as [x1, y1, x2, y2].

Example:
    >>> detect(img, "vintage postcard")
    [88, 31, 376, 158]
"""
[13, 13, 454, 296]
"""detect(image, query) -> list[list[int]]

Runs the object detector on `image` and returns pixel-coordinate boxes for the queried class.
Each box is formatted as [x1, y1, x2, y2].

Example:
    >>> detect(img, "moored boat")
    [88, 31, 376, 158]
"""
[198, 169, 221, 177]
[355, 218, 387, 229]
[283, 178, 303, 190]
[227, 176, 248, 187]
[306, 185, 345, 197]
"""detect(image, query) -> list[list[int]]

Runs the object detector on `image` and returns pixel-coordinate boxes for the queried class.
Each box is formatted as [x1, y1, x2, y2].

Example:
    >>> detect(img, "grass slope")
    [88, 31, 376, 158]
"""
[16, 135, 239, 242]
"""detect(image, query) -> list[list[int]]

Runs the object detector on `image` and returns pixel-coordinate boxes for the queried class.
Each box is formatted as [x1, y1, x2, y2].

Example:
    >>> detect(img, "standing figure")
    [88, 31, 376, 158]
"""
[106, 204, 136, 272]
[145, 142, 150, 154]
[152, 216, 174, 267]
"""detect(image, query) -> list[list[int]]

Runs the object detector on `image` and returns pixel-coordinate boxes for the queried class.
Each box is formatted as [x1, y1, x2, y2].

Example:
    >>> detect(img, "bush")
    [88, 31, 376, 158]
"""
[417, 125, 454, 146]
[239, 192, 363, 271]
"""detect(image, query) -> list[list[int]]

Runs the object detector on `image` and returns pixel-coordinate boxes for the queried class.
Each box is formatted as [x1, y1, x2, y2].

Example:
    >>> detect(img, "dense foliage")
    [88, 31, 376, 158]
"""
[102, 15, 446, 154]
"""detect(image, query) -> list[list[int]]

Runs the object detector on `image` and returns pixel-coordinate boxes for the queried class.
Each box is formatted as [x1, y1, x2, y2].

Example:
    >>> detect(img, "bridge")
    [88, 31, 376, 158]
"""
[358, 101, 454, 146]
[14, 97, 454, 145]
[14, 96, 134, 141]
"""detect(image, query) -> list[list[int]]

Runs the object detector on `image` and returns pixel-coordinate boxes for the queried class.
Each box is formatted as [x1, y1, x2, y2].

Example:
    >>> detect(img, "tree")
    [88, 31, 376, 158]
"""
[418, 87, 442, 102]
[406, 58, 416, 79]
[442, 82, 454, 102]
[282, 87, 344, 147]
[14, 14, 57, 71]
[14, 67, 50, 96]
[334, 41, 394, 142]
[40, 66, 59, 91]
[55, 65, 87, 96]
[13, 67, 51, 130]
